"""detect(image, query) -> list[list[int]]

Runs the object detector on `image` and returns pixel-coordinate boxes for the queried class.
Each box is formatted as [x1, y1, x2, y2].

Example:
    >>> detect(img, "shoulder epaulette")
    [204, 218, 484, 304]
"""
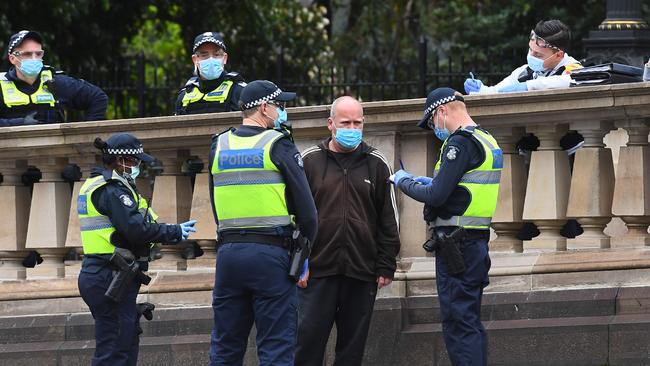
[211, 127, 234, 142]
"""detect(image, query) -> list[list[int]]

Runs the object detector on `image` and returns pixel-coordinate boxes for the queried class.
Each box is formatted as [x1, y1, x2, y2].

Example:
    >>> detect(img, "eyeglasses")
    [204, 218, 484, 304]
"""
[529, 30, 559, 51]
[194, 51, 226, 59]
[120, 156, 141, 167]
[268, 101, 286, 111]
[11, 50, 45, 59]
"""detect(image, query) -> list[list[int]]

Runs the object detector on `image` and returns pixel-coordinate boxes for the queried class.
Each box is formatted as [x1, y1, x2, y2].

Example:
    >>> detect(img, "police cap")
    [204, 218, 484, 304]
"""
[6, 30, 43, 56]
[239, 80, 296, 110]
[417, 87, 465, 130]
[192, 32, 226, 53]
[100, 133, 155, 162]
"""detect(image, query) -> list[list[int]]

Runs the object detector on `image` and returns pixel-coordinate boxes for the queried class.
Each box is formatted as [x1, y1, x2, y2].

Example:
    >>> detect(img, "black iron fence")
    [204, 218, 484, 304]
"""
[68, 39, 531, 120]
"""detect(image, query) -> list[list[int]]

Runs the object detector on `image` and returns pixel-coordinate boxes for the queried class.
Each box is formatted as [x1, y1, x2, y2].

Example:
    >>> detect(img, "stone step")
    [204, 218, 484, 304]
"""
[399, 314, 650, 366]
[405, 286, 621, 325]
[2, 313, 649, 366]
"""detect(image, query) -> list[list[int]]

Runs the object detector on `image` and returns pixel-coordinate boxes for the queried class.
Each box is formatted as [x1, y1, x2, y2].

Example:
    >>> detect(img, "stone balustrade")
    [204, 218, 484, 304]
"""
[0, 82, 649, 280]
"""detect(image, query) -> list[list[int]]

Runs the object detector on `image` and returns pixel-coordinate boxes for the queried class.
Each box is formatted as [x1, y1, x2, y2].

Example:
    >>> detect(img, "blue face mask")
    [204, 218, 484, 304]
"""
[198, 57, 224, 80]
[335, 128, 363, 150]
[274, 108, 287, 129]
[19, 59, 43, 78]
[433, 112, 450, 141]
[128, 165, 140, 180]
[527, 51, 548, 72]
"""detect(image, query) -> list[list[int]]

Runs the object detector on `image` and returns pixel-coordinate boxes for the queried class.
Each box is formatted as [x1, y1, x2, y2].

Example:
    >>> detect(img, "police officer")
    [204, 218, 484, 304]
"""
[208, 80, 318, 365]
[1, 30, 108, 126]
[175, 32, 246, 115]
[392, 87, 502, 366]
[77, 132, 197, 366]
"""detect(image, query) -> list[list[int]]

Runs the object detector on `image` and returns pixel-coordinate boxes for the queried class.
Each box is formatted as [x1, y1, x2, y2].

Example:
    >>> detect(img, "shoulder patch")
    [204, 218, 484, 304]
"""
[446, 146, 459, 161]
[294, 153, 304, 168]
[119, 194, 135, 207]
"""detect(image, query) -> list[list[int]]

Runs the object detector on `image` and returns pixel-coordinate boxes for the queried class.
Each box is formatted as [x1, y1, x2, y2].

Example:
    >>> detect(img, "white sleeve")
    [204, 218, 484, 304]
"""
[525, 74, 572, 91]
[476, 65, 529, 94]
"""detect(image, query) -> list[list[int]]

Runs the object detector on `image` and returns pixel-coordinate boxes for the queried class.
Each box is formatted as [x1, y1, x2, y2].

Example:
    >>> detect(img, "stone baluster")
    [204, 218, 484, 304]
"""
[611, 119, 650, 246]
[0, 160, 31, 279]
[490, 127, 527, 252]
[64, 155, 100, 275]
[148, 149, 192, 271]
[397, 131, 436, 258]
[566, 121, 616, 249]
[522, 125, 571, 251]
[188, 148, 217, 268]
[25, 157, 71, 278]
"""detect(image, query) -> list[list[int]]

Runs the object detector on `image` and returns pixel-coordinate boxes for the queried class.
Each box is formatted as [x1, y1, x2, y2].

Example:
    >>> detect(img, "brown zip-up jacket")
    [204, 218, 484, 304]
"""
[301, 139, 401, 282]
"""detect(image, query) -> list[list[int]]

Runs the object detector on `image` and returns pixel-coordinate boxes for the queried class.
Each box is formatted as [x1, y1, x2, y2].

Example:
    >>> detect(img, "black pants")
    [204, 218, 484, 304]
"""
[296, 275, 377, 366]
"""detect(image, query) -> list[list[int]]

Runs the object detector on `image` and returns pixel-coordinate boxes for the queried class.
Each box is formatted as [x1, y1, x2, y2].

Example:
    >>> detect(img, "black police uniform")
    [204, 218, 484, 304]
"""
[399, 127, 492, 366]
[78, 168, 182, 365]
[207, 125, 318, 365]
[207, 80, 317, 365]
[0, 65, 108, 126]
[174, 72, 246, 115]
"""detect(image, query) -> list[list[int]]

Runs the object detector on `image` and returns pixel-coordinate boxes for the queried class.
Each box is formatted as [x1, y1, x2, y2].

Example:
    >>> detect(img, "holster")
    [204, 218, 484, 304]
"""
[288, 228, 311, 282]
[105, 248, 152, 302]
[433, 227, 467, 275]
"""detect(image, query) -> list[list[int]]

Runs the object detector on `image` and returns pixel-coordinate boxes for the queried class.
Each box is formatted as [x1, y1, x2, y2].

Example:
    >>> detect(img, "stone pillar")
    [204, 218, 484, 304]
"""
[25, 157, 71, 278]
[611, 119, 650, 246]
[64, 155, 100, 275]
[188, 148, 217, 268]
[0, 160, 31, 280]
[566, 121, 616, 249]
[149, 150, 192, 271]
[397, 131, 436, 258]
[490, 127, 527, 252]
[522, 125, 571, 251]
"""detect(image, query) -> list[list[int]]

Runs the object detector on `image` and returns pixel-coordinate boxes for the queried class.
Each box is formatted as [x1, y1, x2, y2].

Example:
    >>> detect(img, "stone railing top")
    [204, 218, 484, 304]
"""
[1, 82, 649, 159]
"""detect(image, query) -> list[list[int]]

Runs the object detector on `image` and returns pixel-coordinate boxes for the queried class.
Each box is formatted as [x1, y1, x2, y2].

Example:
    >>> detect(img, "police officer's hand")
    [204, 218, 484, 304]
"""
[463, 78, 483, 94]
[498, 81, 528, 93]
[180, 219, 197, 240]
[389, 169, 413, 187]
[297, 259, 309, 288]
[413, 176, 433, 186]
[22, 111, 39, 125]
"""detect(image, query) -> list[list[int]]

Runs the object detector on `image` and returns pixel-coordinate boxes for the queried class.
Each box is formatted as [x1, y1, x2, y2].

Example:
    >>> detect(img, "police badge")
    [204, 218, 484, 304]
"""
[446, 146, 459, 161]
[119, 194, 134, 207]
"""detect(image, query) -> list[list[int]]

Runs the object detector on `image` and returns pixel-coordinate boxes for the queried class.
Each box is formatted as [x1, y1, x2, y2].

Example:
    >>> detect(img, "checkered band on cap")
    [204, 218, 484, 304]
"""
[194, 37, 226, 52]
[8, 31, 29, 54]
[242, 88, 282, 110]
[106, 147, 144, 156]
[423, 95, 460, 117]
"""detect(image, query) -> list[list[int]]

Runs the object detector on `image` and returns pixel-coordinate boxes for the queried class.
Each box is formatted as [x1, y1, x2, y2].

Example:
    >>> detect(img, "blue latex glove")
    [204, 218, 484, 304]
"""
[464, 78, 483, 94]
[390, 169, 414, 186]
[498, 82, 528, 93]
[180, 219, 197, 240]
[413, 176, 433, 186]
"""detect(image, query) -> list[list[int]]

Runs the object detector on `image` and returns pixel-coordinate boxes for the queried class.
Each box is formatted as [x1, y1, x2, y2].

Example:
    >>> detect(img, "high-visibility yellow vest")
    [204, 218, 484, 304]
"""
[181, 80, 234, 107]
[0, 70, 56, 107]
[433, 128, 502, 230]
[211, 129, 293, 232]
[77, 172, 158, 254]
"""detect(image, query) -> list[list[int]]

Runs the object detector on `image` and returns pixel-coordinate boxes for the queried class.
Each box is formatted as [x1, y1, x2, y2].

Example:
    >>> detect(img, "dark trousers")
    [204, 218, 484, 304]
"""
[210, 243, 297, 366]
[78, 266, 141, 366]
[436, 238, 491, 366]
[296, 275, 378, 366]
